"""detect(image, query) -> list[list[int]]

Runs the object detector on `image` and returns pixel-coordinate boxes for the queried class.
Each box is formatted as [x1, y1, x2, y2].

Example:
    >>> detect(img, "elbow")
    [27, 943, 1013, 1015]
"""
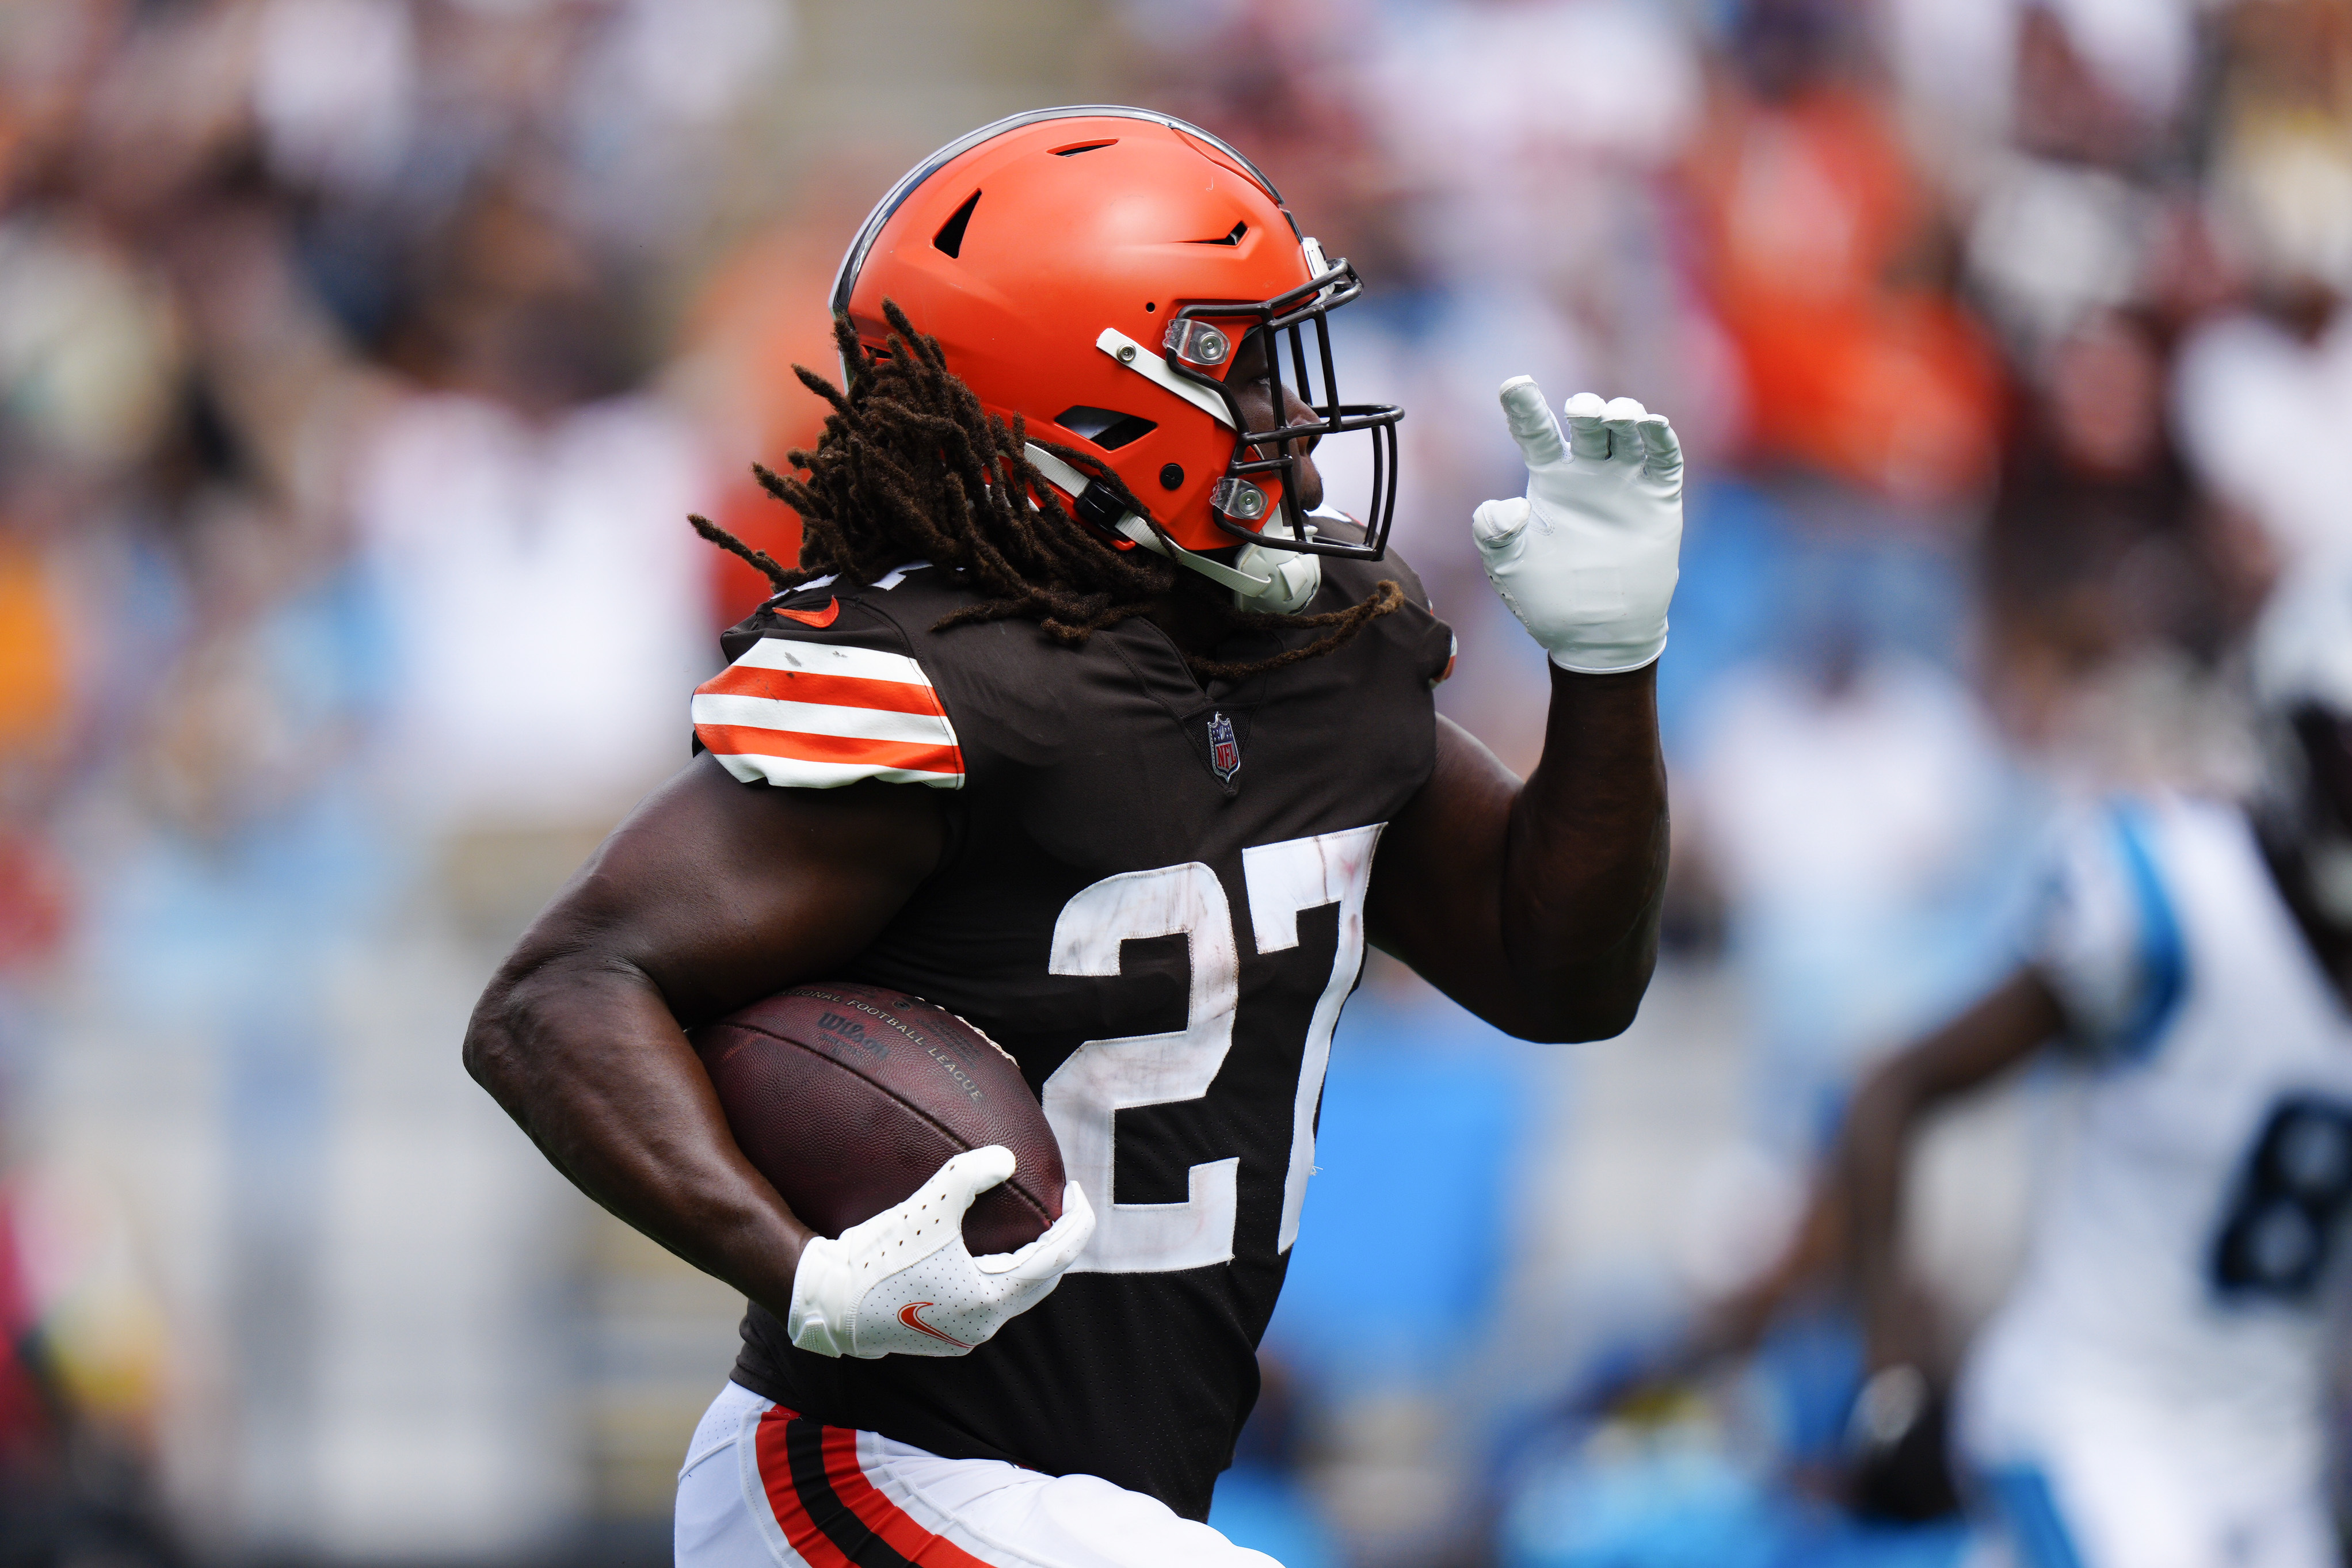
[1509, 969, 1655, 1045]
[462, 942, 654, 1102]
[1498, 901, 1663, 1044]
[460, 988, 512, 1095]
[1577, 991, 1646, 1043]
[462, 960, 548, 1100]
[1541, 943, 1661, 1044]
[1541, 993, 1645, 1045]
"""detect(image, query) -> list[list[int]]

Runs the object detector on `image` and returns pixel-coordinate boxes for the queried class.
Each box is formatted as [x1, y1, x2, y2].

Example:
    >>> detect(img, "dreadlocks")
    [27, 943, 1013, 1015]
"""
[689, 300, 1401, 681]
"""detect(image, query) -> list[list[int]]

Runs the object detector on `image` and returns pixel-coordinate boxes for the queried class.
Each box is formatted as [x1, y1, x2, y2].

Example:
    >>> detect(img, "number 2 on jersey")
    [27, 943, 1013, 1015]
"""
[1044, 825, 1383, 1275]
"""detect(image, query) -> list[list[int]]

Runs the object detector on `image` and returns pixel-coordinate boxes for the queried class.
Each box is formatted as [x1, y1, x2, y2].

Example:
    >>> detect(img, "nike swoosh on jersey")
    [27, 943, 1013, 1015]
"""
[693, 638, 965, 789]
[895, 1302, 970, 1349]
[773, 597, 840, 628]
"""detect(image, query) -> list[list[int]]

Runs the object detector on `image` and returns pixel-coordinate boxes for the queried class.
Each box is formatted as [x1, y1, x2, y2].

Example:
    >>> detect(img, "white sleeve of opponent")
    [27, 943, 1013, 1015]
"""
[2030, 803, 2183, 1055]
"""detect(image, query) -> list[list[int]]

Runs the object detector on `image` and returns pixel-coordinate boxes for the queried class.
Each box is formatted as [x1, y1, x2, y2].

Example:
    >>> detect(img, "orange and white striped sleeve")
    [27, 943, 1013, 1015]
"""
[691, 637, 965, 789]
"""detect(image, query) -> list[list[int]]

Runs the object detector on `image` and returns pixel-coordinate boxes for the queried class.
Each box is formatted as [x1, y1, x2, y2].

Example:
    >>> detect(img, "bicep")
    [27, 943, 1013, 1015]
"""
[512, 753, 948, 1024]
[1364, 716, 1527, 1023]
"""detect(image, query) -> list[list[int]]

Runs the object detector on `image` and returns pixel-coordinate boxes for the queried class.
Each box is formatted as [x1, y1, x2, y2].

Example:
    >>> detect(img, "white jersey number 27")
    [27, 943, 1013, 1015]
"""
[1043, 825, 1383, 1275]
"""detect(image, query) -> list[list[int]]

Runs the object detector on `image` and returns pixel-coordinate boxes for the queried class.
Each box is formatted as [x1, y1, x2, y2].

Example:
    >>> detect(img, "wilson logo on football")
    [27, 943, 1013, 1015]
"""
[816, 1013, 886, 1059]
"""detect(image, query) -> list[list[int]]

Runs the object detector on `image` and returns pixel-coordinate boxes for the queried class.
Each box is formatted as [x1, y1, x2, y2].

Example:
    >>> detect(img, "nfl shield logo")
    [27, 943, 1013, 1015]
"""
[1207, 711, 1241, 783]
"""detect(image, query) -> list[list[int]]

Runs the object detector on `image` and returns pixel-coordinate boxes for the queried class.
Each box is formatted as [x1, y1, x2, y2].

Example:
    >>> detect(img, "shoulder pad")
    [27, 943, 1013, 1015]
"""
[693, 629, 963, 790]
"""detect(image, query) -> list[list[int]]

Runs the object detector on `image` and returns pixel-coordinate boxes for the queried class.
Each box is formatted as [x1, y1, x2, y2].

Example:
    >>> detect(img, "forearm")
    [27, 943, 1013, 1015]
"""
[464, 957, 811, 1311]
[1836, 1066, 1917, 1343]
[1832, 971, 2064, 1360]
[1500, 661, 1669, 1030]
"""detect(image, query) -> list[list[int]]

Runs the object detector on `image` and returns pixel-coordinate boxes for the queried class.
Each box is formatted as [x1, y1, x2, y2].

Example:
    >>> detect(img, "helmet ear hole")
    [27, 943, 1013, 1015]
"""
[1052, 406, 1157, 451]
[933, 190, 981, 258]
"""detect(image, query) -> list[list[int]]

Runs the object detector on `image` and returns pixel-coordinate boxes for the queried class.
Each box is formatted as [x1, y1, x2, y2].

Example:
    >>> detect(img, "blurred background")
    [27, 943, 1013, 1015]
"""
[0, 0, 2346, 1562]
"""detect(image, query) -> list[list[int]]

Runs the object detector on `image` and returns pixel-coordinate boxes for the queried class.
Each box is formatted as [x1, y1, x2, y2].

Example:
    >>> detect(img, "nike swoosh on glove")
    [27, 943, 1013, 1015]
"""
[1473, 379, 1683, 674]
[787, 1146, 1094, 1359]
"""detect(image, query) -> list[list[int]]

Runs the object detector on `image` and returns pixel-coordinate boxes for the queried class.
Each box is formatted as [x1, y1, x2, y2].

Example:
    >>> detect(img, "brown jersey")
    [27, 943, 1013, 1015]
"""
[689, 549, 1454, 1520]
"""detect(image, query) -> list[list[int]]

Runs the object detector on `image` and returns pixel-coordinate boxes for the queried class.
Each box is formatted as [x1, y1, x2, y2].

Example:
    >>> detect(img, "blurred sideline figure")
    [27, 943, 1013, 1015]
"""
[1743, 559, 2352, 1567]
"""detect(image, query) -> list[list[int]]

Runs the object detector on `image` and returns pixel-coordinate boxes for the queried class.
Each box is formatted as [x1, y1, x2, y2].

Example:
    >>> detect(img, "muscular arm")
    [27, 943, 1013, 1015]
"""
[462, 756, 945, 1315]
[1835, 967, 2064, 1366]
[1365, 661, 1668, 1041]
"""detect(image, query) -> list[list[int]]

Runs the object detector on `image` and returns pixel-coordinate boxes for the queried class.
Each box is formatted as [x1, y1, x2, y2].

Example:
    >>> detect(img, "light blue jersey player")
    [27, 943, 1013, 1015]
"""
[1790, 563, 2352, 1568]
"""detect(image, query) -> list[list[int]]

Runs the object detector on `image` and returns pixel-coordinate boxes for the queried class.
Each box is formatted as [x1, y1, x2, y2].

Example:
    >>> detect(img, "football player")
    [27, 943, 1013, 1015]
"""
[1767, 560, 2352, 1567]
[463, 108, 1684, 1568]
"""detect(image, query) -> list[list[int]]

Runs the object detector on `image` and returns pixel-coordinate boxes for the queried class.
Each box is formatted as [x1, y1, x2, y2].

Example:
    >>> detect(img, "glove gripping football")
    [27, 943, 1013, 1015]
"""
[787, 1146, 1094, 1359]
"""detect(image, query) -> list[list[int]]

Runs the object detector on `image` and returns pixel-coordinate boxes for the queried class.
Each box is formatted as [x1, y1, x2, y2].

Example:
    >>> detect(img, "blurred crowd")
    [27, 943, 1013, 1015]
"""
[1, 0, 2349, 1563]
[0, 0, 807, 1555]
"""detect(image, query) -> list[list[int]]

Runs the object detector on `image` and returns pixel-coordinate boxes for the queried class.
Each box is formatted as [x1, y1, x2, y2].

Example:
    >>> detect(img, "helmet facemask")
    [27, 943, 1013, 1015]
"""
[1158, 244, 1404, 562]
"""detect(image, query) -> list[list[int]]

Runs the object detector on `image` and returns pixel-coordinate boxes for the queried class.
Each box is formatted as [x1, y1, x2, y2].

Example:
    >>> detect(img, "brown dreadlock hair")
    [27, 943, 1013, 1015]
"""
[691, 300, 1402, 681]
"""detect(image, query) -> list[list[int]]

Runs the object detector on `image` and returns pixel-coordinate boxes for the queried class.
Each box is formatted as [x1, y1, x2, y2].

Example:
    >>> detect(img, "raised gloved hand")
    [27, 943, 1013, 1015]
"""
[787, 1146, 1094, 1358]
[1472, 379, 1683, 674]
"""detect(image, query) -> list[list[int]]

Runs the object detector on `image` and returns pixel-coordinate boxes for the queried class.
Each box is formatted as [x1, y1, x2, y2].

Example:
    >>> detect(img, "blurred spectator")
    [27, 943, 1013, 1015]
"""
[1682, 602, 2034, 1165]
[1684, 0, 2002, 513]
[673, 158, 910, 628]
[2172, 0, 2352, 565]
[1983, 308, 2265, 791]
[0, 494, 78, 978]
[348, 167, 710, 833]
[0, 1163, 178, 1565]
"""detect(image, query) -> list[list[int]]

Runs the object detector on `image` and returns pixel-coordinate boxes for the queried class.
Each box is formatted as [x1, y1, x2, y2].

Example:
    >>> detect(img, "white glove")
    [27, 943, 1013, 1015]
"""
[787, 1146, 1094, 1359]
[1473, 379, 1683, 674]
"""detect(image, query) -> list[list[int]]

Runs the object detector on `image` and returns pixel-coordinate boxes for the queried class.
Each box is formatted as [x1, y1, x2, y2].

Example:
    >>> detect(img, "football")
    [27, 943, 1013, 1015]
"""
[690, 980, 1064, 1256]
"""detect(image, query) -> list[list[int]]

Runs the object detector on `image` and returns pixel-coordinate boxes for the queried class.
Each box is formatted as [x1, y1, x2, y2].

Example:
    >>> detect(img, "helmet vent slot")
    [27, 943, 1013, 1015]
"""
[1053, 406, 1158, 451]
[933, 190, 981, 258]
[1050, 139, 1118, 156]
[1191, 221, 1248, 246]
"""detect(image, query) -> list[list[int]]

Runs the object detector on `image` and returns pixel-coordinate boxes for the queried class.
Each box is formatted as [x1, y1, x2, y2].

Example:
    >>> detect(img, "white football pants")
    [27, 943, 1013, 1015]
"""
[674, 1382, 1284, 1568]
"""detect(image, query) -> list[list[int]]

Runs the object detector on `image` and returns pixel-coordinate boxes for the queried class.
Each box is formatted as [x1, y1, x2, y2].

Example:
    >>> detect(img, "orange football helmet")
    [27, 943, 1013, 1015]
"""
[831, 106, 1403, 560]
